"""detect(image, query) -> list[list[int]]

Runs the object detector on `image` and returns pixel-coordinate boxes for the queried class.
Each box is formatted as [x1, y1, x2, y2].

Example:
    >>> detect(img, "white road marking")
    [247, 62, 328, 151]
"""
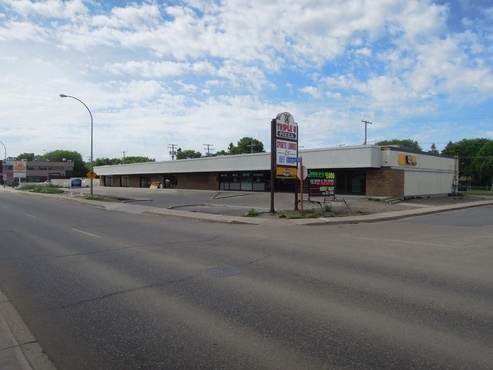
[72, 228, 102, 238]
[25, 214, 37, 219]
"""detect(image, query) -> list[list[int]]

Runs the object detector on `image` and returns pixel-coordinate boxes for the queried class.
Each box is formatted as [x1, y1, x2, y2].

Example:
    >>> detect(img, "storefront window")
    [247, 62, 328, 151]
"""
[140, 176, 152, 188]
[121, 175, 129, 187]
[220, 172, 268, 191]
[240, 173, 252, 191]
[230, 173, 240, 190]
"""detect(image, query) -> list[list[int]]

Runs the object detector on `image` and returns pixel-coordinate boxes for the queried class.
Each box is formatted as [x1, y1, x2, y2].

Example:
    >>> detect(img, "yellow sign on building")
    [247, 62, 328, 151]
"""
[398, 154, 417, 166]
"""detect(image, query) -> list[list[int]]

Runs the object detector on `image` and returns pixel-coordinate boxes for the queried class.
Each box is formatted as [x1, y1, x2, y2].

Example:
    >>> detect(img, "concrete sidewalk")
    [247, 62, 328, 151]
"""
[115, 198, 493, 225]
[0, 290, 55, 370]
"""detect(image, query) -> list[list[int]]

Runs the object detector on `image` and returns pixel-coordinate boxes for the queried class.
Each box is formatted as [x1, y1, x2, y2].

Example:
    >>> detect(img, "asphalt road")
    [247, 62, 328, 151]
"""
[0, 190, 492, 369]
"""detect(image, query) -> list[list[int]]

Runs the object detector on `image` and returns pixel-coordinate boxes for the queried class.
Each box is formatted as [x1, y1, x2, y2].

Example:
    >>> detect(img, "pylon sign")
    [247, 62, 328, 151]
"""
[275, 112, 298, 178]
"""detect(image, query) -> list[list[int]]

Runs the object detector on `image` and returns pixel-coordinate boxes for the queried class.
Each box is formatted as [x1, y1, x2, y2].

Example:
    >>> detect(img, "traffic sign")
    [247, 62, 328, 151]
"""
[86, 170, 97, 179]
[297, 165, 308, 180]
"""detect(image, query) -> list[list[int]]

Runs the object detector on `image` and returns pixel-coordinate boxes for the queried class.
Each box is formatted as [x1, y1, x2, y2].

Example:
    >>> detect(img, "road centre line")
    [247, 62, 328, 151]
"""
[72, 228, 102, 238]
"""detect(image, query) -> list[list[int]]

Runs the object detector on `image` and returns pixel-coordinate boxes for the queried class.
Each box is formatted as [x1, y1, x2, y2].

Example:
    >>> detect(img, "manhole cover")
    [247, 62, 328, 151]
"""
[202, 266, 240, 277]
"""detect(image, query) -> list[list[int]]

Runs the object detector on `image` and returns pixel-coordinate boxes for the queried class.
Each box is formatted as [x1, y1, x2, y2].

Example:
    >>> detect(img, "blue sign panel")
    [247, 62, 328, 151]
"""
[71, 178, 82, 189]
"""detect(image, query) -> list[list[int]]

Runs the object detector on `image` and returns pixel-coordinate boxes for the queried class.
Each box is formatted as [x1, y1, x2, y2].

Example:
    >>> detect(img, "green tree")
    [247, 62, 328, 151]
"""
[176, 148, 202, 160]
[429, 143, 439, 154]
[94, 158, 118, 166]
[229, 137, 265, 154]
[94, 156, 155, 166]
[376, 139, 422, 151]
[17, 153, 35, 161]
[442, 138, 491, 180]
[124, 156, 155, 164]
[43, 150, 86, 177]
[471, 141, 493, 186]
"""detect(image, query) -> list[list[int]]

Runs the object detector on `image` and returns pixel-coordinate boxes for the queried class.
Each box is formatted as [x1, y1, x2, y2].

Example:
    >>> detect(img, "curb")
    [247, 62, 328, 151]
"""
[0, 290, 56, 370]
[8, 188, 493, 226]
[289, 200, 493, 225]
[109, 199, 493, 225]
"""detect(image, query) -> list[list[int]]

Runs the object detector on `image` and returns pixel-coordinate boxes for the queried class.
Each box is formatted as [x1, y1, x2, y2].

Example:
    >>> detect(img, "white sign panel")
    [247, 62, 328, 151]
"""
[276, 139, 298, 166]
[13, 160, 27, 178]
[275, 112, 298, 140]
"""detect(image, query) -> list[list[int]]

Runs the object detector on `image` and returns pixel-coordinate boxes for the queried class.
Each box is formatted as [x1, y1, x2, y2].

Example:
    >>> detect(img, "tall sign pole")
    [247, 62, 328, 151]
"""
[299, 156, 304, 216]
[270, 112, 298, 214]
[270, 118, 276, 214]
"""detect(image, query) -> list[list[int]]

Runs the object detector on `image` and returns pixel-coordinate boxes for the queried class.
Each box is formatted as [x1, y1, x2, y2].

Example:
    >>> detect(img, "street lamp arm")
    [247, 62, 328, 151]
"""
[59, 94, 93, 124]
[59, 93, 94, 196]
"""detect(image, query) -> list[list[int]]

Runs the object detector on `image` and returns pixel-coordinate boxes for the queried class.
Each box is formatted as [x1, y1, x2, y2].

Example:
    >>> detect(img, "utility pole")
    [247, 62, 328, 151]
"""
[120, 151, 127, 164]
[203, 144, 214, 157]
[247, 139, 255, 153]
[361, 119, 372, 145]
[168, 144, 178, 160]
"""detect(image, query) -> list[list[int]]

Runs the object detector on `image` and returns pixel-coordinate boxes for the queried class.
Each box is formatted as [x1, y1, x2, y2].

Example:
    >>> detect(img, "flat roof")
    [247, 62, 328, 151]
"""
[95, 145, 383, 176]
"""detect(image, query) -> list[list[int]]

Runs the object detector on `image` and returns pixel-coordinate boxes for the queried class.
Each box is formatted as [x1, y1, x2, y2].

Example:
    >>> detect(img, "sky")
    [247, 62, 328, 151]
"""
[1, 0, 492, 162]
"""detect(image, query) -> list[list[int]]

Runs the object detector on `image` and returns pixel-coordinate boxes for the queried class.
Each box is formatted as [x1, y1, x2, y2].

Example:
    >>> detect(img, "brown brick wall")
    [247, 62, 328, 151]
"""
[150, 175, 165, 184]
[129, 176, 140, 187]
[366, 169, 404, 198]
[176, 172, 219, 190]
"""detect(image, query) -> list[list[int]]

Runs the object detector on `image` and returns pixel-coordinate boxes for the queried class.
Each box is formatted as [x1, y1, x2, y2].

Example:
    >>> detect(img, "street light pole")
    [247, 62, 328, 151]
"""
[0, 140, 6, 188]
[59, 94, 94, 196]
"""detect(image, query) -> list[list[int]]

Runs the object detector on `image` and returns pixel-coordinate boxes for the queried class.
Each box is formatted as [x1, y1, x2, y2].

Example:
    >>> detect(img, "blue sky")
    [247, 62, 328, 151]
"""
[1, 0, 492, 161]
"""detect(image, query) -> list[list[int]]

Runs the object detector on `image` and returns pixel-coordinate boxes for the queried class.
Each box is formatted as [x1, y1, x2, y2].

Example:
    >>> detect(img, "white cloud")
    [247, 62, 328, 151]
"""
[0, 0, 492, 160]
[1, 0, 87, 19]
[93, 3, 161, 29]
[356, 48, 372, 57]
[106, 60, 217, 78]
[0, 20, 50, 41]
[300, 86, 321, 99]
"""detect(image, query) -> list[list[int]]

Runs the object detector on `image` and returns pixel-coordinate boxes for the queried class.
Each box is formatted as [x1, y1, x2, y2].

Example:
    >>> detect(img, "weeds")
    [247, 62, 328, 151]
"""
[17, 185, 64, 194]
[244, 208, 260, 217]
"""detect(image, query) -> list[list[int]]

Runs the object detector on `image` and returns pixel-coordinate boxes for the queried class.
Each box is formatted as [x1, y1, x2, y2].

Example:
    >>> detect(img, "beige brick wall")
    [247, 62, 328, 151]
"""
[366, 169, 404, 198]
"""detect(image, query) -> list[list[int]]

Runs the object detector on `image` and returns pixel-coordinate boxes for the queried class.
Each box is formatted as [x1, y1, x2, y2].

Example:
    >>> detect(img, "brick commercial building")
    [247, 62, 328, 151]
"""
[2, 158, 75, 186]
[94, 145, 458, 198]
